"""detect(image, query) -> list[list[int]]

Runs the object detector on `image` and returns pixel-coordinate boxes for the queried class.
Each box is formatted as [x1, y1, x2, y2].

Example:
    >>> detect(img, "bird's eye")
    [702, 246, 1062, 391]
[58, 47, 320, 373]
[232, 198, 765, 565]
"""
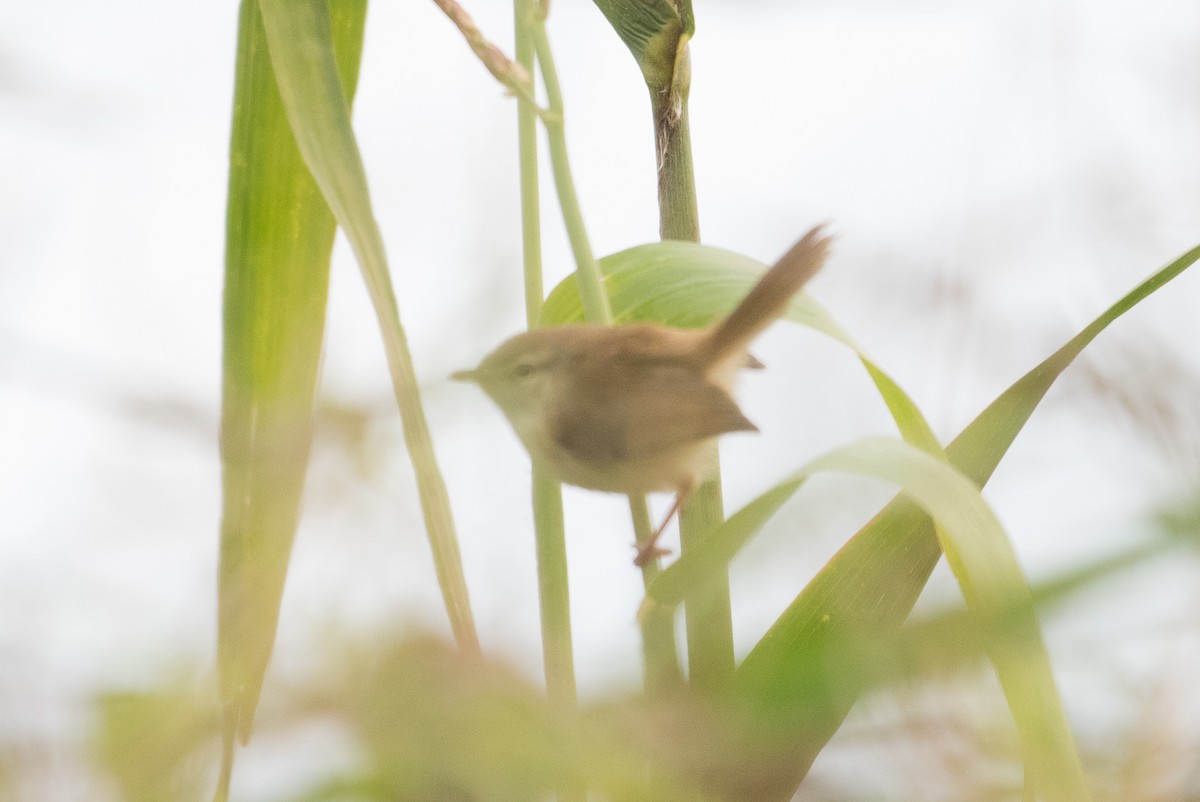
[513, 363, 536, 378]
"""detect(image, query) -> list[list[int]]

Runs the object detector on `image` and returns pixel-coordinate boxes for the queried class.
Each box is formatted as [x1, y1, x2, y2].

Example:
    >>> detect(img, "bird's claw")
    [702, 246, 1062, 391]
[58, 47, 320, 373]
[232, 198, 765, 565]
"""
[633, 540, 671, 567]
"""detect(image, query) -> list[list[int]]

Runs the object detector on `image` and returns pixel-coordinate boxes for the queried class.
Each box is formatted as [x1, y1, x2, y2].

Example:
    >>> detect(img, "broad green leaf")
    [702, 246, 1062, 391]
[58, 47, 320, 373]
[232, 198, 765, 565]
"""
[539, 240, 943, 454]
[645, 437, 1089, 800]
[219, 0, 366, 755]
[257, 0, 478, 649]
[734, 242, 1200, 797]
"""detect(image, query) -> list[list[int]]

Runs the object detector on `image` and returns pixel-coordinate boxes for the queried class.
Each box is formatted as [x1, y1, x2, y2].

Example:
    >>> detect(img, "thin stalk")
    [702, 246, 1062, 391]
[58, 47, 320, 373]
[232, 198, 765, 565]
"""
[382, 294, 479, 656]
[531, 470, 575, 699]
[433, 0, 537, 106]
[530, 22, 612, 325]
[649, 41, 736, 689]
[530, 13, 682, 692]
[651, 63, 699, 242]
[515, 0, 578, 717]
[516, 11, 544, 329]
[631, 496, 684, 694]
[517, 10, 584, 801]
[677, 478, 734, 691]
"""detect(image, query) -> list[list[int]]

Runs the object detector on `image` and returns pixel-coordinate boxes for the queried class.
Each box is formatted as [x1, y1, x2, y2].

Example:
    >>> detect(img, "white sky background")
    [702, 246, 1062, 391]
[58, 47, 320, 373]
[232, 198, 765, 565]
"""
[2, 0, 1200, 799]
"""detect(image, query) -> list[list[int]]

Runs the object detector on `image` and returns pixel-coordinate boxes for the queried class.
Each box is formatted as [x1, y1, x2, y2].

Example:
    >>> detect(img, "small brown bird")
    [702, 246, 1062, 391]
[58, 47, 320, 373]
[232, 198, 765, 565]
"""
[454, 225, 832, 565]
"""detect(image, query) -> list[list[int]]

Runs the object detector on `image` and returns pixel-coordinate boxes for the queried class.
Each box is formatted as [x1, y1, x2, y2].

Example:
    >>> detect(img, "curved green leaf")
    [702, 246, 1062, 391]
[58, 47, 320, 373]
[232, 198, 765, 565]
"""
[644, 436, 1088, 799]
[734, 242, 1200, 797]
[893, 532, 1188, 687]
[542, 238, 1199, 797]
[590, 0, 687, 89]
[539, 240, 942, 454]
[256, 0, 478, 648]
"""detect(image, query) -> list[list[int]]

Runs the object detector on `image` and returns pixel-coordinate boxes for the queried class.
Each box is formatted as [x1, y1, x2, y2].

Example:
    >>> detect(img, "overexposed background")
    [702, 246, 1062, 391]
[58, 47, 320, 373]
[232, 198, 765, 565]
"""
[2, 1, 1199, 799]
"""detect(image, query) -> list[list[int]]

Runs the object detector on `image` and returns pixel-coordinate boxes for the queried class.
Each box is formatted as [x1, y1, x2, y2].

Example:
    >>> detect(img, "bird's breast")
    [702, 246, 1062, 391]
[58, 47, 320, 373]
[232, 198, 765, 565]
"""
[532, 435, 717, 495]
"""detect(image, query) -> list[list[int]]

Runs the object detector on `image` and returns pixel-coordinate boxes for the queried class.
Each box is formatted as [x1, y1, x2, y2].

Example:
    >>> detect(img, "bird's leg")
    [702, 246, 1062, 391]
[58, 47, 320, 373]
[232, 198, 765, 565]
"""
[634, 485, 692, 567]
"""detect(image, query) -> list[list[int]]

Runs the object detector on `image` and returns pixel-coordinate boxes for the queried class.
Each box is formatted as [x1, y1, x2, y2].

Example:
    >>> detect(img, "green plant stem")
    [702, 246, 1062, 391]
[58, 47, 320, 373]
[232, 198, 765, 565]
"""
[650, 56, 699, 243]
[515, 0, 578, 715]
[530, 21, 612, 326]
[631, 496, 685, 694]
[531, 469, 575, 698]
[517, 11, 584, 802]
[648, 39, 736, 691]
[530, 13, 683, 696]
[516, 13, 543, 330]
[677, 478, 734, 691]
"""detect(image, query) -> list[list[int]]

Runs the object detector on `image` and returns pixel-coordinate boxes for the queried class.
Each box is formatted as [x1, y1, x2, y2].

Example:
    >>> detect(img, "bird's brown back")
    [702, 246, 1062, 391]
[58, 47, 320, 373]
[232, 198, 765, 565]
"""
[550, 325, 756, 465]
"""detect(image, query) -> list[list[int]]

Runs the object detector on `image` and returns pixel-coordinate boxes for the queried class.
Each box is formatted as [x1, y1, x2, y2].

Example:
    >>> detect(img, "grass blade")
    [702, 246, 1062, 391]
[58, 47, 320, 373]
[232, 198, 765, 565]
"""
[256, 0, 478, 653]
[219, 0, 366, 751]
[734, 242, 1200, 796]
[647, 437, 1090, 800]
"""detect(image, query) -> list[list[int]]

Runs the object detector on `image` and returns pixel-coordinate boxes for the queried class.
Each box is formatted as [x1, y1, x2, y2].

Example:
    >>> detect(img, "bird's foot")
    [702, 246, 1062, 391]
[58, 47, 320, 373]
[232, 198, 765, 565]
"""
[633, 538, 671, 567]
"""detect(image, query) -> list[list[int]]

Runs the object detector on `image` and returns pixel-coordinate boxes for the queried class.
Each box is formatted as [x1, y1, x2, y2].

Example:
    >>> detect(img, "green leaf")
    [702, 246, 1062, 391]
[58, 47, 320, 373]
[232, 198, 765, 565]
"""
[257, 0, 478, 649]
[256, 0, 383, 281]
[542, 238, 1200, 797]
[589, 0, 688, 90]
[219, 0, 366, 750]
[646, 437, 1089, 799]
[94, 685, 216, 802]
[894, 534, 1184, 685]
[540, 240, 943, 453]
[295, 635, 706, 802]
[733, 242, 1200, 797]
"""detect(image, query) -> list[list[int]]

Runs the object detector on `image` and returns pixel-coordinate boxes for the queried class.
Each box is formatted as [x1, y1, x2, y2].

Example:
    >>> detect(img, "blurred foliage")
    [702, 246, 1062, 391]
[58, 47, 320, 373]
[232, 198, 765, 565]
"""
[79, 500, 1200, 801]
[94, 685, 220, 802]
[1158, 490, 1200, 540]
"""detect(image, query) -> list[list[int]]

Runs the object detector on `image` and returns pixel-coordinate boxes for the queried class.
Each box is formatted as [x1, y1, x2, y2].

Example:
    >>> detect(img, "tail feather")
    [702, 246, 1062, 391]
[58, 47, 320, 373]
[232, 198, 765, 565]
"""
[698, 225, 832, 368]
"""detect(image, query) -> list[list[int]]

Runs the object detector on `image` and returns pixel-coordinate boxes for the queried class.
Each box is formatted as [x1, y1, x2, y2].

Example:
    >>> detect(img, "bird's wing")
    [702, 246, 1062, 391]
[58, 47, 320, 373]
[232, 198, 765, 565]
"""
[553, 348, 756, 463]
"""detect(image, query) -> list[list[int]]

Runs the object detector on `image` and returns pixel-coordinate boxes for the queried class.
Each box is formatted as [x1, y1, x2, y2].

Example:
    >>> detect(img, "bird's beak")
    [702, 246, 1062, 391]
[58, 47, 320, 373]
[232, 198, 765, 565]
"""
[451, 368, 478, 383]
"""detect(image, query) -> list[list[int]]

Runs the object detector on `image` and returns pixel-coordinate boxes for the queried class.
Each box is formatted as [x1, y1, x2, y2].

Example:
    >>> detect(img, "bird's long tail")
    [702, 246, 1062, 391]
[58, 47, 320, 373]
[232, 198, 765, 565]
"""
[697, 224, 832, 369]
